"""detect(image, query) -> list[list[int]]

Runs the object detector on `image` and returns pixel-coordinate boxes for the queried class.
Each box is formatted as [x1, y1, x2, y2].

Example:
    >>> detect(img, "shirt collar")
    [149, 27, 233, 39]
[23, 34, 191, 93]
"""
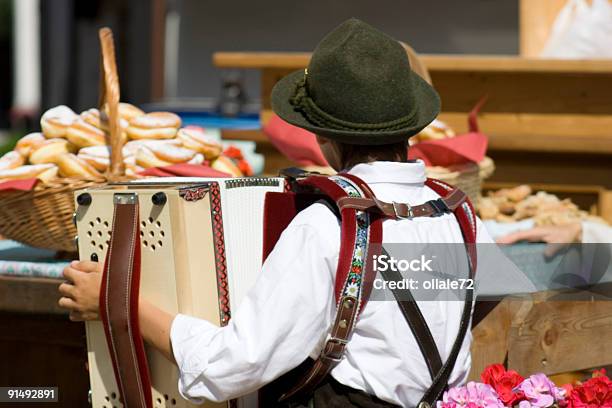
[346, 161, 426, 185]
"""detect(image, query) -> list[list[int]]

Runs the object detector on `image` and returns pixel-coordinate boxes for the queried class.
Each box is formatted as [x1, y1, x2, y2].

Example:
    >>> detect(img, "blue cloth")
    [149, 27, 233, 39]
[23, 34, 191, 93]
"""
[0, 240, 68, 279]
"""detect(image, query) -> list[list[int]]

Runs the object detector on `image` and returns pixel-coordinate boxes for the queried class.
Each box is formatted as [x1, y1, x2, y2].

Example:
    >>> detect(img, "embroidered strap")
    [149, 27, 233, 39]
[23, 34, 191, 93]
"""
[279, 174, 383, 401]
[99, 194, 152, 408]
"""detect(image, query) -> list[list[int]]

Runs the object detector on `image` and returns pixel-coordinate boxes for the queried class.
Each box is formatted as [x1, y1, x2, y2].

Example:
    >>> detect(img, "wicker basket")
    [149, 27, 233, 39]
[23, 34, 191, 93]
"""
[0, 28, 127, 252]
[425, 156, 495, 207]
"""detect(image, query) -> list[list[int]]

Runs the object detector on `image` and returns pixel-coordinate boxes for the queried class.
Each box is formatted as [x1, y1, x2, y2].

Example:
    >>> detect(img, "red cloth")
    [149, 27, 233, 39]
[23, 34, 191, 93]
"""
[263, 98, 489, 168]
[264, 115, 329, 166]
[0, 178, 39, 193]
[407, 132, 488, 166]
[138, 163, 230, 178]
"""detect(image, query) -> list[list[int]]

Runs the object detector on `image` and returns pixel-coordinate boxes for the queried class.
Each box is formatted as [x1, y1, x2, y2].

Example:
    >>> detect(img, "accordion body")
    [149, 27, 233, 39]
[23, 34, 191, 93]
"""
[74, 177, 285, 408]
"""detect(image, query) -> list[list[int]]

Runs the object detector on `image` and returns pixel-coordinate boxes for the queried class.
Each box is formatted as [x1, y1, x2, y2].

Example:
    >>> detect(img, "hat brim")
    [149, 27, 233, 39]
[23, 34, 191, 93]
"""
[271, 69, 441, 145]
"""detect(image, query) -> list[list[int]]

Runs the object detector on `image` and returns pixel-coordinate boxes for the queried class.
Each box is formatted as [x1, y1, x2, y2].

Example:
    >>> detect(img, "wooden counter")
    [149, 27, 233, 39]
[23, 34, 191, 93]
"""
[0, 276, 89, 406]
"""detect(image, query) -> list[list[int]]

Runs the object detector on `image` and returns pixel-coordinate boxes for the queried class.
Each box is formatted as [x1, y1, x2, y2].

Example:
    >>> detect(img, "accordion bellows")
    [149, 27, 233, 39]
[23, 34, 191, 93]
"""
[74, 177, 285, 408]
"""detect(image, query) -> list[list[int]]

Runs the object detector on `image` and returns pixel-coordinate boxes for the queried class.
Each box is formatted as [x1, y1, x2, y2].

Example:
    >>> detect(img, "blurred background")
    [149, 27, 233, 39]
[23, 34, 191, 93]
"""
[0, 0, 519, 137]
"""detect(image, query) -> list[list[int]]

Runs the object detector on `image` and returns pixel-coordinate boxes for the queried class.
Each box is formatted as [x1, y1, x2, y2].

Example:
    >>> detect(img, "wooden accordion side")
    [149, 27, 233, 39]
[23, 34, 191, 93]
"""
[73, 178, 285, 408]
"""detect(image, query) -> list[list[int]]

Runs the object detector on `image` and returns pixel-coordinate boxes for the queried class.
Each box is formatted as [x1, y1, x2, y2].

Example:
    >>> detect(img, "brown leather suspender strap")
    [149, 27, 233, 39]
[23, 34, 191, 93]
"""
[99, 194, 152, 408]
[337, 188, 467, 219]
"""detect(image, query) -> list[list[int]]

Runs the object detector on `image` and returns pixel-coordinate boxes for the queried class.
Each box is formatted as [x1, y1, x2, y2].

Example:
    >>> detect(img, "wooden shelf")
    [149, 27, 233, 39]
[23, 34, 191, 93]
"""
[214, 52, 612, 74]
[214, 52, 612, 156]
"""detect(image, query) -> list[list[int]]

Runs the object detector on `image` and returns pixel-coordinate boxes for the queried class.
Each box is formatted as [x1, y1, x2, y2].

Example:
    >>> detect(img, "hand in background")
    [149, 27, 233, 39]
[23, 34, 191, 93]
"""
[58, 260, 103, 321]
[495, 222, 582, 258]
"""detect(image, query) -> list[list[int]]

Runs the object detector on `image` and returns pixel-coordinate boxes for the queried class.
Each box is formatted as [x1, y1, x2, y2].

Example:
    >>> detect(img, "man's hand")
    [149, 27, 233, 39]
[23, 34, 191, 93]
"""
[58, 260, 103, 321]
[496, 222, 582, 257]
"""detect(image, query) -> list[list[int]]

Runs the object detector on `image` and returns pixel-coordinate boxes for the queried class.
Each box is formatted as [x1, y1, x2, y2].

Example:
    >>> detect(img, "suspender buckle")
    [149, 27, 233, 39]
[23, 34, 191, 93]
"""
[321, 337, 348, 362]
[392, 202, 413, 219]
[429, 198, 450, 216]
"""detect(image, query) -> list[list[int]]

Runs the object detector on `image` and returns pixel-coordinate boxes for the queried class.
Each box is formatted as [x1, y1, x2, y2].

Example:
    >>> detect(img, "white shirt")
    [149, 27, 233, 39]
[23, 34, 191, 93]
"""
[170, 161, 494, 407]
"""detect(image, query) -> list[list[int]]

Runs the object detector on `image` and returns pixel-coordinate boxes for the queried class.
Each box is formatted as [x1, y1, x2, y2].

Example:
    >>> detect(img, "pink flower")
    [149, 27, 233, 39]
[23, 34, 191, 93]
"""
[437, 382, 506, 408]
[518, 373, 565, 407]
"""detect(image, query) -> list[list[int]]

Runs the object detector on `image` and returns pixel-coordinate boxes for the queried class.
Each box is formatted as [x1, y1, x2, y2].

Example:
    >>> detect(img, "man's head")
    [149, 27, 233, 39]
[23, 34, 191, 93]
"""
[271, 18, 440, 150]
[316, 135, 408, 171]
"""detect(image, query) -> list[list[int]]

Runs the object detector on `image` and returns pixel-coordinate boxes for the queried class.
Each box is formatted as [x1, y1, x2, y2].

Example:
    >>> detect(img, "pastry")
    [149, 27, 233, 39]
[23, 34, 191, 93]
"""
[56, 153, 102, 179]
[122, 138, 181, 158]
[134, 146, 172, 168]
[15, 132, 46, 158]
[78, 145, 135, 172]
[0, 163, 58, 182]
[0, 151, 26, 171]
[187, 153, 204, 165]
[414, 119, 455, 143]
[81, 108, 129, 132]
[477, 197, 499, 220]
[177, 127, 222, 159]
[40, 105, 79, 138]
[126, 112, 181, 140]
[146, 143, 195, 164]
[77, 146, 111, 172]
[211, 155, 243, 177]
[103, 102, 145, 122]
[66, 119, 106, 148]
[29, 138, 76, 164]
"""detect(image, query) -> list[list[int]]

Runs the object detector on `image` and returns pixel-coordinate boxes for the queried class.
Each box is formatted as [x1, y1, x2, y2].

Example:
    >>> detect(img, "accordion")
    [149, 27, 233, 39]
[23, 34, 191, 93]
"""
[74, 177, 285, 408]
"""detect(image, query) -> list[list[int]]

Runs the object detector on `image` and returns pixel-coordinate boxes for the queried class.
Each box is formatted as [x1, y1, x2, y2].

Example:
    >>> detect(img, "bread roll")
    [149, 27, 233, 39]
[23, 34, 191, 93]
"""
[66, 119, 106, 148]
[40, 105, 79, 138]
[177, 127, 222, 159]
[0, 151, 26, 171]
[126, 112, 181, 140]
[102, 102, 145, 122]
[211, 156, 243, 177]
[29, 138, 76, 164]
[56, 153, 102, 179]
[0, 163, 58, 182]
[15, 132, 46, 158]
[135, 146, 172, 168]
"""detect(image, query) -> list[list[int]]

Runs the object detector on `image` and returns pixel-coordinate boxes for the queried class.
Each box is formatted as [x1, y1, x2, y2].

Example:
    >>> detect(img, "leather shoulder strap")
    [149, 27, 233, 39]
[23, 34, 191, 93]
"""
[99, 194, 152, 408]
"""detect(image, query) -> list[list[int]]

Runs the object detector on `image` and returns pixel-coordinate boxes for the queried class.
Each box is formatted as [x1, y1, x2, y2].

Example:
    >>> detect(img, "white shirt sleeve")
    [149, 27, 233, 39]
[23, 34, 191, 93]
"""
[582, 221, 612, 243]
[170, 208, 337, 403]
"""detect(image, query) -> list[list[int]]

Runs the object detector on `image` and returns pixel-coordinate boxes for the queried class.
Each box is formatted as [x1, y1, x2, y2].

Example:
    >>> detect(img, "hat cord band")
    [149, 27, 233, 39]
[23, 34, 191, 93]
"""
[290, 77, 419, 132]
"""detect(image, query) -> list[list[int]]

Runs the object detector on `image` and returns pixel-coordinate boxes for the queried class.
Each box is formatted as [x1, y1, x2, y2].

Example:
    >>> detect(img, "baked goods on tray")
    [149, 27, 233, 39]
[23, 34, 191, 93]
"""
[479, 185, 608, 226]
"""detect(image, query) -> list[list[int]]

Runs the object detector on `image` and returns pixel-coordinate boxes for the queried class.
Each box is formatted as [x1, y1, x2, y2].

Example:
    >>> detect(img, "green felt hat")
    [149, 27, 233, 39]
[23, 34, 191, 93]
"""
[271, 18, 441, 145]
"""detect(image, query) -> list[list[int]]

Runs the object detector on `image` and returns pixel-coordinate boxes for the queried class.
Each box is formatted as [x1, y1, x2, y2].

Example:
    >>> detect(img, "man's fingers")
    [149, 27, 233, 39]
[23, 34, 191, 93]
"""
[58, 282, 77, 299]
[69, 311, 84, 322]
[58, 296, 80, 311]
[62, 266, 81, 283]
[71, 260, 102, 273]
[496, 228, 547, 244]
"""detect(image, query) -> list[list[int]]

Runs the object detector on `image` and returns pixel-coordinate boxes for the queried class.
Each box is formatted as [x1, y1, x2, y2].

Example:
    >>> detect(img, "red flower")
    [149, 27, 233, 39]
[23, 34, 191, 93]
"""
[480, 364, 525, 406]
[564, 370, 612, 408]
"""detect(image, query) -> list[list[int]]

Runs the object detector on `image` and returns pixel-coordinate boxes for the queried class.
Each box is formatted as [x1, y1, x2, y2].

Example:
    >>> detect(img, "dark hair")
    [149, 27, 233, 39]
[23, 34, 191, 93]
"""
[337, 140, 408, 169]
